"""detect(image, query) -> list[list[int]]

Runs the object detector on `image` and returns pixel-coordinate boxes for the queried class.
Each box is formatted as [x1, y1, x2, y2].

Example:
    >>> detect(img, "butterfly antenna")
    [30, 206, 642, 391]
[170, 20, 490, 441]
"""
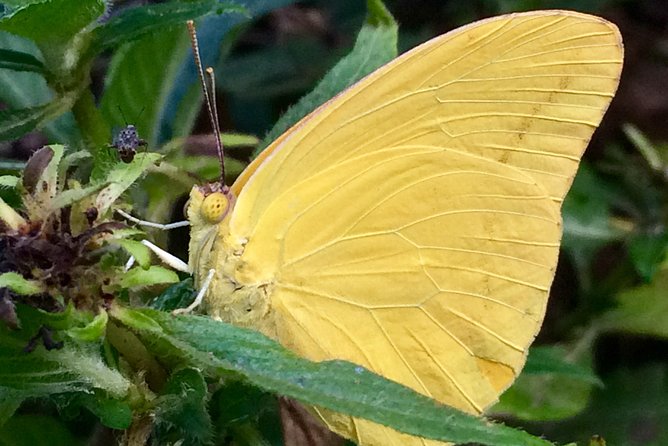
[187, 20, 226, 188]
[206, 67, 225, 186]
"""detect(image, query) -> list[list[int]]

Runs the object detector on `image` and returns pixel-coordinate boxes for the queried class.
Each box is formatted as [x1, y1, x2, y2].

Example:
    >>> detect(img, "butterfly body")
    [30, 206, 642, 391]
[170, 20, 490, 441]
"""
[186, 10, 623, 445]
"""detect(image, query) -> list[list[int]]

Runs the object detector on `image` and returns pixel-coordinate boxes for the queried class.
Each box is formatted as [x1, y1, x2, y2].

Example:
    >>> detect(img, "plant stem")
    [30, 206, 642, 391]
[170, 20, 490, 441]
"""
[71, 90, 116, 179]
[122, 414, 153, 446]
[71, 89, 109, 148]
[106, 320, 168, 393]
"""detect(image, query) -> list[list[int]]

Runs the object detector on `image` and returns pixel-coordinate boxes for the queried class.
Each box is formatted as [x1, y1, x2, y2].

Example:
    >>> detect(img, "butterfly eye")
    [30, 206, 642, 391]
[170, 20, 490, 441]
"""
[201, 192, 230, 224]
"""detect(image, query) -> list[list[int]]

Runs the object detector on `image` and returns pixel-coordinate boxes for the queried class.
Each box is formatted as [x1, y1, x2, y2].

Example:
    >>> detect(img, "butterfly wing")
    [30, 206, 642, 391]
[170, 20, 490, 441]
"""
[223, 10, 623, 445]
[231, 11, 622, 215]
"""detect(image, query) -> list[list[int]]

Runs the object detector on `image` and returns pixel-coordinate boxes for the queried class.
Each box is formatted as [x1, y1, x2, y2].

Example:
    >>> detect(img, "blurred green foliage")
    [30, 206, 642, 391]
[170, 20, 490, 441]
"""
[0, 0, 667, 445]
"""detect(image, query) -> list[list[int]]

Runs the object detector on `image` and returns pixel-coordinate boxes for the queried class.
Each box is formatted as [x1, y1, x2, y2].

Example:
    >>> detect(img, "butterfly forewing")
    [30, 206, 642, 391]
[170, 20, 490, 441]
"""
[231, 12, 622, 210]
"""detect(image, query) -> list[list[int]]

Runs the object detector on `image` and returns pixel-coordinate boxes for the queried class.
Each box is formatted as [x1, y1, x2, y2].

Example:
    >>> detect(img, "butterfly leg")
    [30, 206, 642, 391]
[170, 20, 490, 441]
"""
[173, 268, 215, 315]
[128, 240, 214, 315]
[123, 241, 190, 272]
[140, 240, 190, 273]
[116, 208, 214, 314]
[117, 208, 191, 271]
[124, 256, 136, 272]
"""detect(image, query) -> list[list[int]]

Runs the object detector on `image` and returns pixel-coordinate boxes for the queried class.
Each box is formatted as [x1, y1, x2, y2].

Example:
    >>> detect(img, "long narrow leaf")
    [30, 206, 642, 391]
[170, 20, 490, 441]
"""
[90, 0, 246, 54]
[0, 48, 45, 73]
[0, 103, 54, 141]
[0, 307, 130, 403]
[0, 32, 83, 149]
[113, 307, 552, 446]
[0, 0, 103, 44]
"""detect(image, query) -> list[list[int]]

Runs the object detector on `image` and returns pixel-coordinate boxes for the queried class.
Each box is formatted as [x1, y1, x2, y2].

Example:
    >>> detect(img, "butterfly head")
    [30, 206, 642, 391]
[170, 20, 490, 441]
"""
[187, 182, 235, 228]
[185, 182, 237, 299]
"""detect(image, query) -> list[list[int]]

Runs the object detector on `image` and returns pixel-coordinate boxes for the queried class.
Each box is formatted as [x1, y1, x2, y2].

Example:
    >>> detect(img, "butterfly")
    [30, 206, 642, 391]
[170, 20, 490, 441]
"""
[177, 10, 623, 446]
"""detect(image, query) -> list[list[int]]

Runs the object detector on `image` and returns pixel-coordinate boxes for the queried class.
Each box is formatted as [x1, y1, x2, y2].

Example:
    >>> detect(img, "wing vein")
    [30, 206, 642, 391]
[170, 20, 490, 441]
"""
[369, 312, 433, 396]
[445, 307, 525, 352]
[425, 263, 550, 292]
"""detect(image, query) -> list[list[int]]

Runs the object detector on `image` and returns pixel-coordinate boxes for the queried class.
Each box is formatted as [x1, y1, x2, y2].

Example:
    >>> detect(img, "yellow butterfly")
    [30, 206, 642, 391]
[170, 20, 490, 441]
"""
[172, 10, 623, 446]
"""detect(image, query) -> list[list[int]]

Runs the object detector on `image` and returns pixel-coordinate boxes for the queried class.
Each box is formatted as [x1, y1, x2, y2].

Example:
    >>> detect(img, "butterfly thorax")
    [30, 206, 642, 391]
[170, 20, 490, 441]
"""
[187, 185, 277, 338]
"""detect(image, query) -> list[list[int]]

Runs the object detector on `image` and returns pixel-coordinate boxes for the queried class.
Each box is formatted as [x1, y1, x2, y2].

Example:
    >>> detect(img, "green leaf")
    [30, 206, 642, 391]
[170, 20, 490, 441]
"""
[0, 197, 25, 229]
[66, 311, 108, 342]
[221, 132, 260, 147]
[0, 272, 42, 295]
[624, 123, 665, 173]
[16, 303, 79, 332]
[90, 0, 246, 54]
[149, 279, 196, 312]
[117, 239, 152, 269]
[154, 0, 296, 142]
[0, 103, 58, 141]
[109, 227, 146, 240]
[0, 48, 45, 73]
[162, 133, 259, 156]
[492, 346, 599, 421]
[97, 2, 249, 151]
[82, 391, 132, 429]
[562, 163, 628, 290]
[628, 231, 668, 282]
[212, 381, 275, 427]
[494, 373, 594, 422]
[523, 346, 603, 386]
[112, 307, 551, 445]
[0, 414, 82, 446]
[170, 155, 246, 183]
[153, 368, 212, 445]
[99, 28, 189, 149]
[94, 152, 161, 215]
[0, 315, 130, 399]
[120, 266, 179, 288]
[257, 0, 398, 153]
[210, 381, 282, 445]
[209, 381, 282, 446]
[98, 0, 294, 157]
[59, 150, 91, 173]
[0, 176, 19, 188]
[601, 267, 668, 338]
[365, 0, 395, 26]
[49, 181, 107, 211]
[563, 164, 626, 248]
[538, 365, 668, 446]
[0, 389, 22, 427]
[171, 82, 202, 139]
[217, 37, 346, 99]
[54, 389, 133, 429]
[0, 0, 103, 44]
[0, 31, 83, 149]
[0, 1, 101, 144]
